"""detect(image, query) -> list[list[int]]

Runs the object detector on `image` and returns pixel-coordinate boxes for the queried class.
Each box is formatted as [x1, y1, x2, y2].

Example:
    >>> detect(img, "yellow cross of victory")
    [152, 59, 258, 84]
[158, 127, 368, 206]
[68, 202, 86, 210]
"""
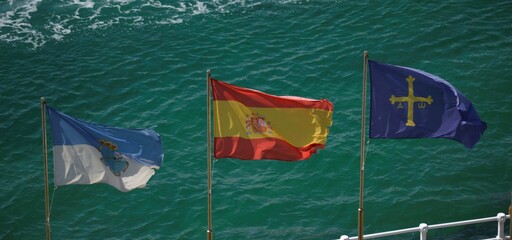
[389, 75, 433, 127]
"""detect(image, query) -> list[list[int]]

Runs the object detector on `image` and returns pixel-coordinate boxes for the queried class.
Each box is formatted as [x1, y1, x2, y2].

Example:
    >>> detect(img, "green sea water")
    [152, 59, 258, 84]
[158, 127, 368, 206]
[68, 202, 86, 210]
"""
[1, 1, 512, 239]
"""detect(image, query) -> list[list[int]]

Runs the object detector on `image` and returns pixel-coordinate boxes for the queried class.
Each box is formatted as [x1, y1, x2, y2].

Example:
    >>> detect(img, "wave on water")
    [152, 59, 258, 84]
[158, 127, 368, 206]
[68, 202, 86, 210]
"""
[0, 0, 304, 49]
[0, 0, 44, 48]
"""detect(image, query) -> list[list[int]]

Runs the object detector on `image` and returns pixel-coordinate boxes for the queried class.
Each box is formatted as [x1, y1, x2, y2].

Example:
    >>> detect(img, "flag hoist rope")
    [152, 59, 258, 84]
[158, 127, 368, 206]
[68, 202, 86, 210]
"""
[41, 97, 51, 240]
[358, 51, 369, 240]
[206, 70, 213, 240]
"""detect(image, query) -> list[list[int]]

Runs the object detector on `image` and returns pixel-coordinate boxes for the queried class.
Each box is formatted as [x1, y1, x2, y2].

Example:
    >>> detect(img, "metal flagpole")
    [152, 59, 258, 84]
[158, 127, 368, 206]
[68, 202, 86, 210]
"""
[358, 51, 368, 240]
[41, 97, 51, 240]
[206, 70, 213, 240]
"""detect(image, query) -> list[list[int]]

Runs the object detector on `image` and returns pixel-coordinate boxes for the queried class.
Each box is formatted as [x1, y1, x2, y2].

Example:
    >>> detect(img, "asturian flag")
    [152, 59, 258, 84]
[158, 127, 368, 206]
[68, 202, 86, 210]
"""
[368, 60, 487, 148]
[46, 106, 164, 192]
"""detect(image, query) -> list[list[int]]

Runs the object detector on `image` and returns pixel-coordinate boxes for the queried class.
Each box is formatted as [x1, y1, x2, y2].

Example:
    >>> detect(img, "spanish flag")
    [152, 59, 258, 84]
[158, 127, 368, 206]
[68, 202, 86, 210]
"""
[211, 78, 333, 161]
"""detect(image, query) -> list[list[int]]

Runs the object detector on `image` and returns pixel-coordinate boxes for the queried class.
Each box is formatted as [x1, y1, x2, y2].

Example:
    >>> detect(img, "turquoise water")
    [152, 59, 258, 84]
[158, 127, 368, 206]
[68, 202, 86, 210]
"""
[1, 1, 512, 239]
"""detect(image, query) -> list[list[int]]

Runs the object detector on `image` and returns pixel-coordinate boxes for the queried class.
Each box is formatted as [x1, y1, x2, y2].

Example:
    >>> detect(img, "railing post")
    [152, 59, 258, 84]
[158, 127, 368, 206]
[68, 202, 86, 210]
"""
[497, 213, 506, 240]
[419, 223, 428, 240]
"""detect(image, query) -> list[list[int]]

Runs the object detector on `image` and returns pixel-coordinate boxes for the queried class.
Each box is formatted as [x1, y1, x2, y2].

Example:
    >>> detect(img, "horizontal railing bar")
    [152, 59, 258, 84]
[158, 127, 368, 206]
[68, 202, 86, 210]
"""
[339, 235, 511, 240]
[429, 216, 501, 230]
[338, 214, 510, 240]
[363, 227, 420, 239]
[340, 227, 422, 240]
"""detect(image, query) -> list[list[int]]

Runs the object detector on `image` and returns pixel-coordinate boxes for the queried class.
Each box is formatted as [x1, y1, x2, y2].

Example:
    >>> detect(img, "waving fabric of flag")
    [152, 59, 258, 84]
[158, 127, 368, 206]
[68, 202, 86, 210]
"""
[211, 78, 333, 161]
[46, 106, 164, 192]
[368, 60, 487, 148]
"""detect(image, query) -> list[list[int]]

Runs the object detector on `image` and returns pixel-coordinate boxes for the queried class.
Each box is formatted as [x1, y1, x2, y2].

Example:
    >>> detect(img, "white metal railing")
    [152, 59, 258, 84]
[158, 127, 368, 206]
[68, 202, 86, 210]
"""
[338, 213, 510, 240]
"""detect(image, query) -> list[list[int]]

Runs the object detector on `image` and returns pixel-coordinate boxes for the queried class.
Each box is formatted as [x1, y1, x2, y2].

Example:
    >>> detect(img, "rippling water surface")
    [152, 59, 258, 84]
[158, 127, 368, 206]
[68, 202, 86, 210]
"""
[1, 1, 512, 239]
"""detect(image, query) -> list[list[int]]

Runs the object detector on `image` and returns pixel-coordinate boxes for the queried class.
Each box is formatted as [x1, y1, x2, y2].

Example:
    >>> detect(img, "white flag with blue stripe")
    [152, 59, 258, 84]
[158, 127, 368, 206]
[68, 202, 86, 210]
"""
[46, 106, 164, 192]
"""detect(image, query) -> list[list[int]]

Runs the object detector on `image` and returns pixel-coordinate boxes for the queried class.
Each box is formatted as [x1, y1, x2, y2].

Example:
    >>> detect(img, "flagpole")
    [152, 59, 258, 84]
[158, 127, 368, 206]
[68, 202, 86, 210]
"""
[358, 51, 368, 240]
[41, 97, 51, 240]
[206, 70, 213, 240]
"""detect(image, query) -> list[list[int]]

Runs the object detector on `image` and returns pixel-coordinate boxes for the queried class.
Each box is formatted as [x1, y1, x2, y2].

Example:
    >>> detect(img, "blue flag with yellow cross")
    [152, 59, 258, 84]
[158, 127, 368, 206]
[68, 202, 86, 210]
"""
[368, 60, 486, 148]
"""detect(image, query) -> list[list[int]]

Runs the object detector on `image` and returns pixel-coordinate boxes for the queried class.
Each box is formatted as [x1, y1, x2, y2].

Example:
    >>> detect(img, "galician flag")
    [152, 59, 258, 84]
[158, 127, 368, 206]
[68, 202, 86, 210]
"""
[368, 60, 487, 148]
[211, 78, 333, 161]
[46, 106, 164, 192]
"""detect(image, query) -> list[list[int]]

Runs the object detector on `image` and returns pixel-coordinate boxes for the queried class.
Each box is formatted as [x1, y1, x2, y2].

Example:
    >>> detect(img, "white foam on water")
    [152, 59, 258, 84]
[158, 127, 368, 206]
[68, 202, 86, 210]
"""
[89, 20, 108, 30]
[156, 17, 183, 25]
[110, 0, 136, 5]
[192, 1, 209, 15]
[176, 2, 187, 12]
[0, 0, 45, 48]
[0, 0, 296, 49]
[71, 0, 95, 9]
[211, 0, 248, 13]
[49, 21, 72, 41]
[141, 1, 183, 11]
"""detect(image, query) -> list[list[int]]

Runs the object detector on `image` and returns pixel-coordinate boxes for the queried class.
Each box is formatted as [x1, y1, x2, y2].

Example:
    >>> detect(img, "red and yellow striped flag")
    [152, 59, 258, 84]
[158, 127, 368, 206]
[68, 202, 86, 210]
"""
[211, 78, 333, 161]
